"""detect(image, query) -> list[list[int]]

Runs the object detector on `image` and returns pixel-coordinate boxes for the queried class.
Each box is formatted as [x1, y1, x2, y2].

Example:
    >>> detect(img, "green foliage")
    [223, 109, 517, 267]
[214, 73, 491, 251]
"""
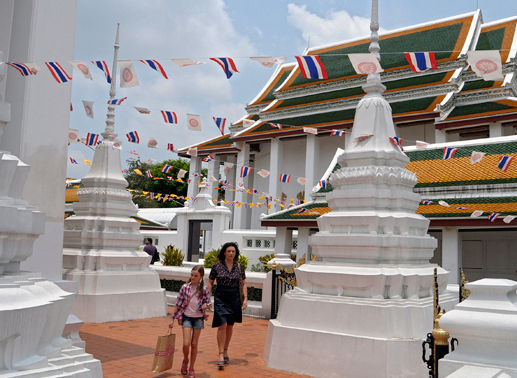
[161, 245, 184, 266]
[250, 263, 264, 272]
[203, 248, 249, 270]
[258, 254, 275, 272]
[124, 157, 208, 208]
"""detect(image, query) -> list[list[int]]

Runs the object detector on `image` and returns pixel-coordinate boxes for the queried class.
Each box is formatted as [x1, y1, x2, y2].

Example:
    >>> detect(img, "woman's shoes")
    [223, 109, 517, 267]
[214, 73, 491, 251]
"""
[188, 369, 195, 378]
[217, 360, 225, 370]
[224, 349, 229, 364]
[181, 360, 188, 375]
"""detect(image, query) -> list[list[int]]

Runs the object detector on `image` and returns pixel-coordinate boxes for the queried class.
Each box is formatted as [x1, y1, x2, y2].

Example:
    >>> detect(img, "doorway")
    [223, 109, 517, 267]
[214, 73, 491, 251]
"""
[188, 220, 213, 262]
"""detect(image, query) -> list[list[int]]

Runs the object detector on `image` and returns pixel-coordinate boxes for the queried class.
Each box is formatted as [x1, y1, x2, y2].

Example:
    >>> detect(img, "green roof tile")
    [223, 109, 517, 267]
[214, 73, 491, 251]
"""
[476, 27, 506, 51]
[265, 202, 329, 220]
[447, 101, 517, 119]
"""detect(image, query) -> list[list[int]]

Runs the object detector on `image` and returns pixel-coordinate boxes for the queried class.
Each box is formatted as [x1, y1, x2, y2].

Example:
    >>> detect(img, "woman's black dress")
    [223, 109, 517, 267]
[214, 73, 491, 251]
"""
[209, 261, 246, 327]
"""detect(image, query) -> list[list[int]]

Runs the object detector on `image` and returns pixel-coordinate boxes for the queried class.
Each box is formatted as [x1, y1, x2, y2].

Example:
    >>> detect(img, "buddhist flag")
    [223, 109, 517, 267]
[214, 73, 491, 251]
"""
[416, 141, 429, 150]
[68, 129, 79, 144]
[257, 169, 270, 178]
[178, 169, 187, 178]
[172, 59, 206, 67]
[134, 106, 151, 114]
[243, 119, 255, 128]
[503, 215, 516, 224]
[348, 54, 383, 75]
[82, 100, 94, 119]
[470, 151, 486, 164]
[118, 60, 139, 88]
[296, 177, 308, 186]
[147, 137, 158, 149]
[187, 147, 198, 156]
[470, 210, 483, 218]
[303, 127, 318, 135]
[467, 51, 504, 81]
[187, 114, 201, 131]
[223, 162, 234, 176]
[69, 61, 92, 80]
[250, 56, 276, 68]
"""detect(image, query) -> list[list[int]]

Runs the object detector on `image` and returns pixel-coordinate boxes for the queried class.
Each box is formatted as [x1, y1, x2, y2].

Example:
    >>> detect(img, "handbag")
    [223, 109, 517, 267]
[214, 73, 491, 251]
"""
[151, 328, 175, 373]
[238, 263, 245, 304]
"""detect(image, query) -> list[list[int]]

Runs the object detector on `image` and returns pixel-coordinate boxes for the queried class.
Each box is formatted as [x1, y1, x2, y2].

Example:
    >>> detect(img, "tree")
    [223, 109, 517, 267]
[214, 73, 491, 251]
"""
[124, 157, 207, 208]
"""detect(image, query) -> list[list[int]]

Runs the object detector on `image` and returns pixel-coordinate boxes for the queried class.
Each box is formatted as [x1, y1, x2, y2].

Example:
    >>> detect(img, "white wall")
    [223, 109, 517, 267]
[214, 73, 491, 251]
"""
[0, 0, 78, 281]
[251, 141, 271, 229]
[280, 138, 306, 202]
[317, 135, 346, 178]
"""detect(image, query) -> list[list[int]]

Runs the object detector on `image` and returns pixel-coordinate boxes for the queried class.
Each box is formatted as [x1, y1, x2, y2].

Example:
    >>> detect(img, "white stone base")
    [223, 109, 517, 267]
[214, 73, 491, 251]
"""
[264, 288, 457, 378]
[441, 361, 517, 378]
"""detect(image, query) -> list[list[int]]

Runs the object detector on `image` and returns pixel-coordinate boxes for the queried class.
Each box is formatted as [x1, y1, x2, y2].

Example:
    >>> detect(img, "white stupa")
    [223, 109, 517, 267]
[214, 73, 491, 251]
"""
[62, 25, 167, 323]
[263, 2, 457, 377]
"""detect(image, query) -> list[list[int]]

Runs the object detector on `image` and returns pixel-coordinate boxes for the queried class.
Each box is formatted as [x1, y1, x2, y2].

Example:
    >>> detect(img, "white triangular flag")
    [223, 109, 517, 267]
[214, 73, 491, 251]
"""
[438, 200, 450, 207]
[471, 210, 483, 218]
[223, 162, 234, 176]
[68, 129, 79, 144]
[416, 141, 429, 150]
[69, 61, 92, 80]
[187, 147, 198, 156]
[296, 177, 308, 186]
[503, 215, 516, 224]
[134, 106, 151, 114]
[82, 100, 94, 119]
[209, 176, 217, 182]
[118, 60, 139, 88]
[355, 134, 373, 142]
[178, 169, 187, 178]
[25, 62, 41, 75]
[348, 54, 384, 75]
[470, 151, 486, 164]
[303, 127, 318, 135]
[250, 56, 276, 68]
[274, 56, 287, 65]
[243, 119, 255, 128]
[467, 51, 504, 81]
[238, 182, 245, 189]
[147, 137, 158, 148]
[187, 114, 201, 131]
[257, 169, 270, 178]
[172, 59, 206, 67]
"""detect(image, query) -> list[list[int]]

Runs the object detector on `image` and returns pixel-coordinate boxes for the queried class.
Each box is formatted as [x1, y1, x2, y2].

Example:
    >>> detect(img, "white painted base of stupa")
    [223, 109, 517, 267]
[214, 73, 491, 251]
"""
[264, 288, 457, 378]
[65, 269, 167, 323]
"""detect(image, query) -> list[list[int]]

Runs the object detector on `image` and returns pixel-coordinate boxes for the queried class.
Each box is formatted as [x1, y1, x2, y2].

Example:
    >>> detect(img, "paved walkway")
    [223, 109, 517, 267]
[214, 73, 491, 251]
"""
[81, 306, 310, 378]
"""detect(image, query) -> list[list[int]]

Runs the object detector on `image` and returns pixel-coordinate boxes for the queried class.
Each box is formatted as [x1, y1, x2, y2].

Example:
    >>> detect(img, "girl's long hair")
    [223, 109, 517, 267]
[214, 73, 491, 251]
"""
[187, 265, 205, 299]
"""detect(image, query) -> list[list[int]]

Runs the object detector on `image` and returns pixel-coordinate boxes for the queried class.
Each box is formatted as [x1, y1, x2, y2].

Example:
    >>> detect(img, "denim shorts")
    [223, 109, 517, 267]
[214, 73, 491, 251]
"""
[182, 315, 204, 330]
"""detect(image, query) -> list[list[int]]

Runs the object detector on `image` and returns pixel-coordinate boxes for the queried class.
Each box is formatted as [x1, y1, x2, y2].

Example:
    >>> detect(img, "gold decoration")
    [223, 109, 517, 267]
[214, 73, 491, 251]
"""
[278, 267, 297, 287]
[460, 269, 471, 302]
[432, 268, 450, 346]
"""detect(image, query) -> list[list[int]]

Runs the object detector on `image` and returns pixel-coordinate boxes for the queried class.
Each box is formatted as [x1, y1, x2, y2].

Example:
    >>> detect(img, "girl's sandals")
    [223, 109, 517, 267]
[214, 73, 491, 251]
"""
[224, 348, 230, 364]
[188, 369, 195, 378]
[181, 359, 188, 375]
[217, 353, 225, 370]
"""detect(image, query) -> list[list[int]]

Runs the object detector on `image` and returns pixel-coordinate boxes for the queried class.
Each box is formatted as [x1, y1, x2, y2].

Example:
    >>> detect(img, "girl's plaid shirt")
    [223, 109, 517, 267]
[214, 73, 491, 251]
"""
[172, 282, 211, 321]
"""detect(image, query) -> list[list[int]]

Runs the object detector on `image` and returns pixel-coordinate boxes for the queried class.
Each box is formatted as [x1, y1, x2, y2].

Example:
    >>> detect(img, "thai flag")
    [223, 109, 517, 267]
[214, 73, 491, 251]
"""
[126, 131, 139, 143]
[319, 180, 327, 189]
[488, 213, 500, 222]
[203, 155, 215, 162]
[389, 136, 404, 151]
[270, 123, 283, 131]
[210, 57, 239, 79]
[161, 111, 178, 124]
[167, 143, 174, 151]
[456, 207, 467, 210]
[161, 164, 173, 173]
[66, 182, 72, 187]
[108, 97, 127, 105]
[85, 133, 99, 146]
[404, 52, 438, 73]
[139, 60, 168, 79]
[279, 174, 291, 183]
[192, 173, 203, 177]
[240, 166, 252, 178]
[221, 180, 229, 185]
[221, 186, 228, 190]
[330, 130, 345, 137]
[149, 193, 155, 200]
[91, 61, 111, 83]
[6, 62, 33, 76]
[213, 117, 226, 135]
[70, 157, 78, 164]
[497, 156, 514, 172]
[297, 208, 308, 214]
[295, 55, 328, 79]
[45, 62, 72, 83]
[443, 147, 458, 159]
[129, 150, 139, 155]
[167, 176, 174, 181]
[146, 170, 153, 178]
[421, 200, 433, 205]
[253, 188, 259, 194]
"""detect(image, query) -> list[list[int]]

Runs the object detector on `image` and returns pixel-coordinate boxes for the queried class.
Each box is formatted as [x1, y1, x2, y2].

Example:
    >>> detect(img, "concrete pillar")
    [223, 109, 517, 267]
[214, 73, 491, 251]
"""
[207, 154, 218, 200]
[489, 121, 503, 138]
[224, 156, 237, 227]
[435, 128, 447, 143]
[234, 143, 250, 229]
[304, 135, 319, 201]
[187, 156, 201, 202]
[269, 138, 283, 203]
[297, 227, 310, 262]
[442, 226, 460, 285]
[344, 130, 352, 149]
[274, 227, 293, 256]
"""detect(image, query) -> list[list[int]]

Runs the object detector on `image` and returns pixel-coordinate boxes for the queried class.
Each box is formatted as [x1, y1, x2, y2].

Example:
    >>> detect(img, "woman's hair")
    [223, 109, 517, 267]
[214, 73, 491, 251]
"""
[217, 242, 240, 262]
[187, 265, 205, 299]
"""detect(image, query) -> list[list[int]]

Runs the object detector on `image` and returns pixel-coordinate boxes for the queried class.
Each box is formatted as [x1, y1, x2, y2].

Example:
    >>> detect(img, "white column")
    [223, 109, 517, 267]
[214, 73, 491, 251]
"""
[187, 156, 201, 201]
[489, 121, 503, 138]
[344, 130, 352, 149]
[234, 142, 250, 229]
[267, 226, 296, 270]
[304, 135, 319, 201]
[435, 128, 447, 143]
[207, 154, 218, 200]
[297, 227, 310, 262]
[442, 226, 460, 285]
[224, 156, 237, 227]
[269, 138, 283, 202]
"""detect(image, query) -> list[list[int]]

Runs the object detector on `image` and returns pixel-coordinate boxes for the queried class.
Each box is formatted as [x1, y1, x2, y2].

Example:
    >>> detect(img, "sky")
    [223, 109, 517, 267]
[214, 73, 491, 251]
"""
[67, 0, 517, 178]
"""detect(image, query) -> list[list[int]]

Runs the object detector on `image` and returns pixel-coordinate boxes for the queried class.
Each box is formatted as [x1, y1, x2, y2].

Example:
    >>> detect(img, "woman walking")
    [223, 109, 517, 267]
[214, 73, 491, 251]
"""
[208, 242, 247, 370]
[170, 266, 211, 378]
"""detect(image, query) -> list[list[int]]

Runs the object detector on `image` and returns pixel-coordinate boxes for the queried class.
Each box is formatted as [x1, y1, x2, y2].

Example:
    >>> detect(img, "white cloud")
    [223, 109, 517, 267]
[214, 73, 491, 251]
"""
[286, 4, 382, 47]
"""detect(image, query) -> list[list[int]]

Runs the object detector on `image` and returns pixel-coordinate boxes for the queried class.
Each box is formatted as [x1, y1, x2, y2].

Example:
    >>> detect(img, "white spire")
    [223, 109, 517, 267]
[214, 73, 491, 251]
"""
[103, 23, 120, 138]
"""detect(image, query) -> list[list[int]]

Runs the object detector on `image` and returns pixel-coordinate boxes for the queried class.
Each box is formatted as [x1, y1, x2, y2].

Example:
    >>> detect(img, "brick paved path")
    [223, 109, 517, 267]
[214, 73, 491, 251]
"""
[81, 306, 311, 378]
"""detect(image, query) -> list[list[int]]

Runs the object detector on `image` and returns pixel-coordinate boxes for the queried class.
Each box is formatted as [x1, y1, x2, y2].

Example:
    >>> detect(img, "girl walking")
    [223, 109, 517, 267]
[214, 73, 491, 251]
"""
[170, 266, 211, 378]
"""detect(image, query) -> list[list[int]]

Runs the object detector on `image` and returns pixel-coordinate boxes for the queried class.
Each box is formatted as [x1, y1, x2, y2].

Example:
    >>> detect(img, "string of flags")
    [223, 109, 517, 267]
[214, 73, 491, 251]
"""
[4, 49, 507, 84]
[420, 199, 516, 224]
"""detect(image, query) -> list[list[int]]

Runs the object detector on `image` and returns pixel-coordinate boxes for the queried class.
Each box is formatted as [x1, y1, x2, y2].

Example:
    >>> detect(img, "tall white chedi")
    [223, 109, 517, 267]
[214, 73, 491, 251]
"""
[62, 25, 167, 323]
[0, 53, 102, 377]
[263, 2, 456, 377]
